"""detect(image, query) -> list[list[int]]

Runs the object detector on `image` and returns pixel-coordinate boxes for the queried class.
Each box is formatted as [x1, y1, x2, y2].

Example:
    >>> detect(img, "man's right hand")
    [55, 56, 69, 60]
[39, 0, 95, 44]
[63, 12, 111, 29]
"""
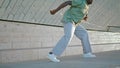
[50, 9, 56, 15]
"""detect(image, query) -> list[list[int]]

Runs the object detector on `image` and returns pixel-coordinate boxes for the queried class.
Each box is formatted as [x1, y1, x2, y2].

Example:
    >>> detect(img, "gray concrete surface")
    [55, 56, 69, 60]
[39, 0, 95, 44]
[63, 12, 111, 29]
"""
[0, 50, 120, 68]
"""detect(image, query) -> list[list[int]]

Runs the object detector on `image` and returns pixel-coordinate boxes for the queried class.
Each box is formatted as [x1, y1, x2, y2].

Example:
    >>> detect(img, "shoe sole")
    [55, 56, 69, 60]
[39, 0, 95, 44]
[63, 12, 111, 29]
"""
[47, 56, 60, 62]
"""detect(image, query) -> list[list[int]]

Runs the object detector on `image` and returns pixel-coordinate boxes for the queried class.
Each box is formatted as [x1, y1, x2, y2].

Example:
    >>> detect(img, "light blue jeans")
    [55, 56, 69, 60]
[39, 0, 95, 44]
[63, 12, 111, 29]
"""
[52, 22, 92, 56]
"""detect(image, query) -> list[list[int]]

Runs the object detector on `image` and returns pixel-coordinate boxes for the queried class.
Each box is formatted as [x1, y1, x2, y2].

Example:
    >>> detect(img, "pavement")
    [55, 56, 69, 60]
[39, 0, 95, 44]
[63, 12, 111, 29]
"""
[0, 50, 120, 68]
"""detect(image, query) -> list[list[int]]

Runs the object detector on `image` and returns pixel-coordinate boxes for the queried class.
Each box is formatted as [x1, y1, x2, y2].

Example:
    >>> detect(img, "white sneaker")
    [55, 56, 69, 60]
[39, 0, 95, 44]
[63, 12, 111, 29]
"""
[47, 53, 60, 62]
[83, 53, 96, 58]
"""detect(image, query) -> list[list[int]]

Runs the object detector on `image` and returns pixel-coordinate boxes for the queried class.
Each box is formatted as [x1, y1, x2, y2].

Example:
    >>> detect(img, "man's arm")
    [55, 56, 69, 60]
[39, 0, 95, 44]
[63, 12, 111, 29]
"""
[50, 1, 72, 15]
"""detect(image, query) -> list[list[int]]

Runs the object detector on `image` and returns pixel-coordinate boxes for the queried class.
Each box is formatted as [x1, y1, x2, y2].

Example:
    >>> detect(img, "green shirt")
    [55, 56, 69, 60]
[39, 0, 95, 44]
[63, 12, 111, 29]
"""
[62, 0, 89, 24]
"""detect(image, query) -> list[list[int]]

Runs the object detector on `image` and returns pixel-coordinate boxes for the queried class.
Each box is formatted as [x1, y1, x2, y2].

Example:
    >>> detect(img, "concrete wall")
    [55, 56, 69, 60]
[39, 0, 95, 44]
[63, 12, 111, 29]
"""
[0, 20, 120, 63]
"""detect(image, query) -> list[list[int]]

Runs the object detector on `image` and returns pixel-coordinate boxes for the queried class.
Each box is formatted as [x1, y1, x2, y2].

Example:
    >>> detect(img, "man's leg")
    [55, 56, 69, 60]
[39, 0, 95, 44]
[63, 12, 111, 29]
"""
[74, 25, 96, 58]
[74, 25, 92, 53]
[52, 22, 75, 56]
[48, 22, 76, 62]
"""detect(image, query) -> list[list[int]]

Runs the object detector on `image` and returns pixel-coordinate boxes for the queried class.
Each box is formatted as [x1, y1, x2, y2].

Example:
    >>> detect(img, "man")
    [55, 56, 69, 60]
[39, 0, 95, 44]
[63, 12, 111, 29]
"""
[48, 0, 96, 62]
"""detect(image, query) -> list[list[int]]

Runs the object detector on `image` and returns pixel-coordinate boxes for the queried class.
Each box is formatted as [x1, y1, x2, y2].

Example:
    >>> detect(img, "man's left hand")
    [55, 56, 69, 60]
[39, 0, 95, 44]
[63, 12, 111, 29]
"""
[83, 16, 88, 21]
